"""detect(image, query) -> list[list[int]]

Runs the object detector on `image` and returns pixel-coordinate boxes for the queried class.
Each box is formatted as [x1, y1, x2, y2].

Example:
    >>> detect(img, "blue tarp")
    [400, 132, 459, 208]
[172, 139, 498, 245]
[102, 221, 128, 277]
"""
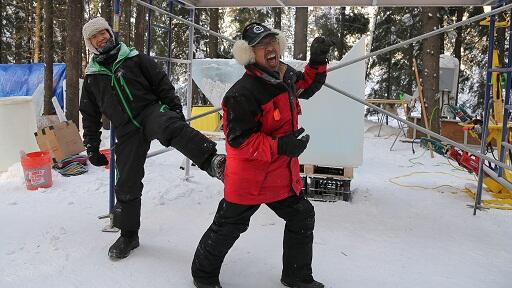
[0, 63, 66, 107]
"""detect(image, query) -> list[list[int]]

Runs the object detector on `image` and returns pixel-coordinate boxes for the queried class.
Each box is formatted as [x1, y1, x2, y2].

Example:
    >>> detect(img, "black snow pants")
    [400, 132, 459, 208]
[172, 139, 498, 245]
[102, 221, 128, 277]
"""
[113, 103, 217, 232]
[191, 194, 316, 285]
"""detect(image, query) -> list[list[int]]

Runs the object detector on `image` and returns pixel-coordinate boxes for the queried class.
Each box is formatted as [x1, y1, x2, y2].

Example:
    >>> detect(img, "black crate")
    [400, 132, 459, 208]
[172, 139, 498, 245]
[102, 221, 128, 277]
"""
[304, 176, 351, 202]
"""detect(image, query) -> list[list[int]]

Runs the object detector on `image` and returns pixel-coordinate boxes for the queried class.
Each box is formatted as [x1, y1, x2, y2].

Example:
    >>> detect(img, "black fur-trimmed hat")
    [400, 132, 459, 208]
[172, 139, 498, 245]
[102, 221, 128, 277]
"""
[232, 22, 287, 65]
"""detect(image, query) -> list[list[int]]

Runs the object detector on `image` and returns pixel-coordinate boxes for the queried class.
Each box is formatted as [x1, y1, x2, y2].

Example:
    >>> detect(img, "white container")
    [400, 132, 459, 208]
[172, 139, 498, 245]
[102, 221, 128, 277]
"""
[0, 96, 39, 171]
[192, 37, 366, 168]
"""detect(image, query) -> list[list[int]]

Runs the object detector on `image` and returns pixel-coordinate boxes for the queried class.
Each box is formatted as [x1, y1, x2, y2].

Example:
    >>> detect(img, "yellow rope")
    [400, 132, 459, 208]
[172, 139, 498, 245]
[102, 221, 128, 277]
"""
[388, 171, 474, 191]
[462, 187, 512, 210]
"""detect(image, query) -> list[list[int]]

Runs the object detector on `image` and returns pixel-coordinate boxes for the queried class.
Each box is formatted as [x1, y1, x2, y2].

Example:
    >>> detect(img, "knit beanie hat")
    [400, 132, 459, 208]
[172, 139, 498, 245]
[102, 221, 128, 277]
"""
[82, 17, 114, 54]
[232, 22, 287, 66]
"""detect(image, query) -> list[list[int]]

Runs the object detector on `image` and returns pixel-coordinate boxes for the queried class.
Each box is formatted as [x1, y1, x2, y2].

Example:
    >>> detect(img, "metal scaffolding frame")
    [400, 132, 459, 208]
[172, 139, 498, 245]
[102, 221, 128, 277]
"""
[104, 0, 512, 220]
[153, 0, 500, 7]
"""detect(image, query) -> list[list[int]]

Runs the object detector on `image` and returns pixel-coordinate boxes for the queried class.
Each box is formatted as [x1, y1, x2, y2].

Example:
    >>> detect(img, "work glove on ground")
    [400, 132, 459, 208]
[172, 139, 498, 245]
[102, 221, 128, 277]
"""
[277, 127, 310, 157]
[309, 37, 336, 66]
[87, 149, 109, 167]
[206, 153, 226, 182]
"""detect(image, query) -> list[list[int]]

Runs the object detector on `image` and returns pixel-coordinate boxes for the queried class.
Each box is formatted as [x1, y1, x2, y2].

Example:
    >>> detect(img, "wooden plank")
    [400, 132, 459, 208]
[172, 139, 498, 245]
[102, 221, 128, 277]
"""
[300, 164, 354, 179]
[413, 58, 435, 158]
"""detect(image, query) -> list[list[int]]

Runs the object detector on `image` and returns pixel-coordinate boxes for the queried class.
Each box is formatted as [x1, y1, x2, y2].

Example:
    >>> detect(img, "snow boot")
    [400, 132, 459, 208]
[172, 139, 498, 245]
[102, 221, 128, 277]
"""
[108, 235, 139, 259]
[281, 278, 324, 288]
[193, 279, 222, 288]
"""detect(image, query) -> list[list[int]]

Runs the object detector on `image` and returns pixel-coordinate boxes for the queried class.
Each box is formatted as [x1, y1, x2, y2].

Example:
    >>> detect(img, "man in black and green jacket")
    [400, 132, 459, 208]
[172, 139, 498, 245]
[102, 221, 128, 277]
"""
[80, 17, 225, 260]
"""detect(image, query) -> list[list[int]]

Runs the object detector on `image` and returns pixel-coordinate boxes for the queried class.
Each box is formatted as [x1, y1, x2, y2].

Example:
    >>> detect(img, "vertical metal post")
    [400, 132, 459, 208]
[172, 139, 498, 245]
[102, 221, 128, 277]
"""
[167, 0, 174, 76]
[498, 10, 512, 177]
[101, 0, 120, 232]
[474, 11, 497, 215]
[146, 0, 153, 55]
[184, 7, 194, 179]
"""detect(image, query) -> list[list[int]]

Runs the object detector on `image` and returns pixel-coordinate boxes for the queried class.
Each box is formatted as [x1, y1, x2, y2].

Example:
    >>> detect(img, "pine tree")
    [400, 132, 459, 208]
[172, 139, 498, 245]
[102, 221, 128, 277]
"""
[33, 0, 43, 62]
[0, 0, 5, 63]
[120, 0, 132, 45]
[66, 0, 83, 125]
[273, 7, 282, 30]
[134, 4, 146, 52]
[294, 7, 308, 60]
[459, 7, 487, 114]
[367, 7, 420, 104]
[43, 0, 54, 115]
[314, 7, 369, 61]
[421, 7, 442, 133]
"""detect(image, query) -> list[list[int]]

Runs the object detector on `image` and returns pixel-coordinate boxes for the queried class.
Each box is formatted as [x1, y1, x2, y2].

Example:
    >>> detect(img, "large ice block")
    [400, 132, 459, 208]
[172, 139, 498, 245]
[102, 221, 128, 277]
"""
[298, 38, 366, 167]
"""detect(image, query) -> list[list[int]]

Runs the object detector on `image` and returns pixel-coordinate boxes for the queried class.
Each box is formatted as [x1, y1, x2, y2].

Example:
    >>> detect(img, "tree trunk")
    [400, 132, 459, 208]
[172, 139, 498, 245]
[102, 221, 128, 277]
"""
[14, 0, 24, 63]
[421, 7, 441, 133]
[273, 7, 282, 30]
[121, 0, 132, 45]
[293, 7, 307, 60]
[134, 4, 145, 52]
[43, 0, 54, 115]
[453, 7, 464, 105]
[101, 0, 112, 26]
[65, 0, 82, 125]
[0, 0, 4, 63]
[33, 0, 43, 62]
[336, 7, 346, 61]
[496, 12, 507, 69]
[208, 8, 219, 58]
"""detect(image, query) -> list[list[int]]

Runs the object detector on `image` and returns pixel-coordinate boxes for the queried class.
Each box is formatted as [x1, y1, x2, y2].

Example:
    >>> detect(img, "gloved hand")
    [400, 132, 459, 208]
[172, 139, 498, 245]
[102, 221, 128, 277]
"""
[277, 127, 310, 157]
[309, 37, 335, 65]
[206, 154, 226, 182]
[87, 149, 109, 167]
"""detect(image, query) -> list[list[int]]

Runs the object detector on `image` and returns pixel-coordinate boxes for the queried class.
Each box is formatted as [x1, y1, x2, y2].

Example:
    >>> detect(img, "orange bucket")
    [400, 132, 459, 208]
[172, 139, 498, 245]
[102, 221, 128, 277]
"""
[21, 151, 53, 190]
[99, 148, 111, 169]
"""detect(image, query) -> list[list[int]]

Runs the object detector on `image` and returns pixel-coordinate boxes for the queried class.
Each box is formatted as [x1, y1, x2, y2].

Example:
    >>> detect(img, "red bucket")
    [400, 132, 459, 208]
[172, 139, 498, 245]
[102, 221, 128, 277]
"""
[21, 151, 53, 190]
[99, 148, 111, 169]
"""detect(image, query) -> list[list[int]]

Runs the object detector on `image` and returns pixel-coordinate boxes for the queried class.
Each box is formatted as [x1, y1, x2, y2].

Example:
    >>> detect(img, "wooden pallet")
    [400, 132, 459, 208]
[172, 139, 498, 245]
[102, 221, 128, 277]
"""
[300, 164, 353, 180]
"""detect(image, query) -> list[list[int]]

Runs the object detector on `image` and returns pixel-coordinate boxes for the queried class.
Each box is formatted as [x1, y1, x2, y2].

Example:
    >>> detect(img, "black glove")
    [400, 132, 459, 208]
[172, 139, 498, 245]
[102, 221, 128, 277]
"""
[309, 37, 335, 66]
[87, 149, 109, 167]
[206, 154, 226, 182]
[277, 127, 310, 157]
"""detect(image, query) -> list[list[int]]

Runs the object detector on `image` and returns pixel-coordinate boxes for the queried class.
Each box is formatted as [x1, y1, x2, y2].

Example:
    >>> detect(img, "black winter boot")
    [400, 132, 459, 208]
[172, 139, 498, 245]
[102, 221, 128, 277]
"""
[281, 277, 324, 288]
[193, 279, 222, 288]
[108, 234, 139, 259]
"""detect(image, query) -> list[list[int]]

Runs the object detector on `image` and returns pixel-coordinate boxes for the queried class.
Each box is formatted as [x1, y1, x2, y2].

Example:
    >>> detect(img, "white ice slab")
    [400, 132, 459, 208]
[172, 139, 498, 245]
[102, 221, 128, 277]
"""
[299, 38, 366, 167]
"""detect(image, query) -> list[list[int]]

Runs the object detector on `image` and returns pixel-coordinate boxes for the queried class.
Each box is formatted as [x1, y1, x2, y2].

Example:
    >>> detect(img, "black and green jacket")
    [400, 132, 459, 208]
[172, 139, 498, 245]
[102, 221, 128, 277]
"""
[79, 42, 183, 149]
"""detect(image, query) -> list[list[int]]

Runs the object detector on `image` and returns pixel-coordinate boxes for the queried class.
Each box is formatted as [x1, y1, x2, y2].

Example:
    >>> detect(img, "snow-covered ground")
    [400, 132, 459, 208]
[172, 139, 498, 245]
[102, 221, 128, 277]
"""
[1, 120, 511, 288]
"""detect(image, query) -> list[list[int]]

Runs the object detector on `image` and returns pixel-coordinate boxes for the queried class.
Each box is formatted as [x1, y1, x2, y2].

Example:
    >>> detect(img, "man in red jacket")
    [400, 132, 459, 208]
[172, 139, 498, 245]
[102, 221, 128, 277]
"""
[191, 22, 334, 288]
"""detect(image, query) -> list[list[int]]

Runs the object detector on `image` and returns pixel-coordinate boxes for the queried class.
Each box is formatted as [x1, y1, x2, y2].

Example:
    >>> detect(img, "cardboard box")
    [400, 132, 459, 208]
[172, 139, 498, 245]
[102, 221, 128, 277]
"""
[34, 121, 85, 163]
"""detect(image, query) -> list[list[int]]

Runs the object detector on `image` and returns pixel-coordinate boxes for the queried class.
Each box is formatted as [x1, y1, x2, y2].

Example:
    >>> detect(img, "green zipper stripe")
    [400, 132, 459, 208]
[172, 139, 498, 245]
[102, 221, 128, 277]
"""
[112, 76, 141, 128]
[119, 75, 134, 101]
[115, 168, 120, 185]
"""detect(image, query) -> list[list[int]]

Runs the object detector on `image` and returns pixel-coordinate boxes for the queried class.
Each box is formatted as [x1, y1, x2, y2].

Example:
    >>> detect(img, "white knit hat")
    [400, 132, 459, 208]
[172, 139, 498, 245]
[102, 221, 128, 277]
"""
[82, 17, 114, 54]
[232, 23, 287, 66]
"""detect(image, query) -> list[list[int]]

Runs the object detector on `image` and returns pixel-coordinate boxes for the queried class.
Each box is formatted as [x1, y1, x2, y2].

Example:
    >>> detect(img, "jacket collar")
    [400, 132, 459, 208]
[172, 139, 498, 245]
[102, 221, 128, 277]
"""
[85, 42, 139, 75]
[245, 62, 297, 87]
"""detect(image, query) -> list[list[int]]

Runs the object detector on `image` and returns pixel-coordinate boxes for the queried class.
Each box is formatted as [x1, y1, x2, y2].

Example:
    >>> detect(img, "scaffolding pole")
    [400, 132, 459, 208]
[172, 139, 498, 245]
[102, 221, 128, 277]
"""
[135, 0, 512, 213]
[184, 6, 195, 179]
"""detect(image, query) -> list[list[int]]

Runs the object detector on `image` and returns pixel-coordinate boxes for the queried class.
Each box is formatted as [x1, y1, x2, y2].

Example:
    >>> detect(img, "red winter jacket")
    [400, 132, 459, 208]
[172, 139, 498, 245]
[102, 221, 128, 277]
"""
[222, 62, 327, 205]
